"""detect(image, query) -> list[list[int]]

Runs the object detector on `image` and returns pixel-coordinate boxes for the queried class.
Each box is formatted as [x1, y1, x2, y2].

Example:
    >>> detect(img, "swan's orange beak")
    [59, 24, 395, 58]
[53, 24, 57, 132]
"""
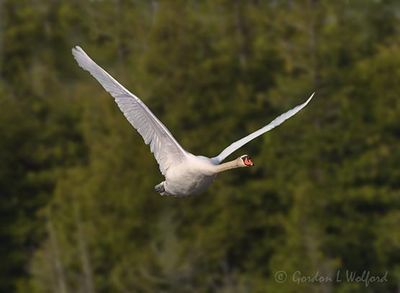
[243, 156, 254, 167]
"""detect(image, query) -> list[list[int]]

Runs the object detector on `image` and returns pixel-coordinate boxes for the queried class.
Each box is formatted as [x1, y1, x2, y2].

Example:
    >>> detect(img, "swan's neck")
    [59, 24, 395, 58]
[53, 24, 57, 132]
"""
[213, 159, 242, 173]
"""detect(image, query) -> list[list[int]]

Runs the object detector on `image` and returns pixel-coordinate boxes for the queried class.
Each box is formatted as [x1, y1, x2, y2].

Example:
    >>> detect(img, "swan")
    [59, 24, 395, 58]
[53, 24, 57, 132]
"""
[72, 46, 314, 196]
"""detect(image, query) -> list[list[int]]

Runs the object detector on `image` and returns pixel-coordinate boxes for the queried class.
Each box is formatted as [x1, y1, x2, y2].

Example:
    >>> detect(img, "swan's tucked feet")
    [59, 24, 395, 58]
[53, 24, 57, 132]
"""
[155, 182, 166, 195]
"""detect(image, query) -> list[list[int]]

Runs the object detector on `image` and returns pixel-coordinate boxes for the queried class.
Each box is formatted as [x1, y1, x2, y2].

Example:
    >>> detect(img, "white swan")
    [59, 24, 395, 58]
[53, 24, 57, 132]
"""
[72, 46, 314, 196]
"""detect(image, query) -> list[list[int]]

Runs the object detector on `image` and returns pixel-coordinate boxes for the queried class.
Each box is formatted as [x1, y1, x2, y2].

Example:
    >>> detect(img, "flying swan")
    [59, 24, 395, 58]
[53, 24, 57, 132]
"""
[72, 46, 314, 197]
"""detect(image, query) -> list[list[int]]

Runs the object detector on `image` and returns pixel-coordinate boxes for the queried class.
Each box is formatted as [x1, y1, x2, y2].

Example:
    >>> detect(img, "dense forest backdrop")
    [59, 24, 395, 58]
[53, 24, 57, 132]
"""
[0, 0, 400, 292]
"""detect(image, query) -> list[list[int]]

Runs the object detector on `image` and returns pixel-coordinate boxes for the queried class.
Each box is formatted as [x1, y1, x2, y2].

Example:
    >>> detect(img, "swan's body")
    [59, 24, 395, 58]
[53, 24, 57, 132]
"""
[72, 46, 314, 197]
[158, 155, 217, 196]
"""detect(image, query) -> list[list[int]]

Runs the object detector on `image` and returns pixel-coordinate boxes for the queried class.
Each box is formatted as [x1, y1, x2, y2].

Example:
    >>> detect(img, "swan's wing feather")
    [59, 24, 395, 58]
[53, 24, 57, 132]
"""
[213, 93, 314, 163]
[72, 46, 187, 175]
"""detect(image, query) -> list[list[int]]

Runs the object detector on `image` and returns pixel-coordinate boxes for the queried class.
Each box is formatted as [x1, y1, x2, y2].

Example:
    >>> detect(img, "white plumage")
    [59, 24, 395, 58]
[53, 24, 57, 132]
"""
[72, 46, 187, 176]
[72, 46, 314, 196]
[212, 93, 314, 163]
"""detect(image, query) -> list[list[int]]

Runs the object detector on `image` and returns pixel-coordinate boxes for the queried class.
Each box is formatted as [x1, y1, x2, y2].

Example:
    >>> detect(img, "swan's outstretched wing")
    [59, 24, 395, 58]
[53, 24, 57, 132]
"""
[72, 46, 187, 175]
[212, 93, 314, 163]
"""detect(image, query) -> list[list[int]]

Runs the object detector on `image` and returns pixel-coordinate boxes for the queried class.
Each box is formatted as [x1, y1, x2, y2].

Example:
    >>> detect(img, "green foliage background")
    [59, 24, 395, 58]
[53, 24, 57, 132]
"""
[0, 0, 399, 292]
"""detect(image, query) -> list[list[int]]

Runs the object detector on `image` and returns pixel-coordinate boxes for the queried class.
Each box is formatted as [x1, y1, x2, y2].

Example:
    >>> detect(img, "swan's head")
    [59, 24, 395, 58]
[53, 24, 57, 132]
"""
[239, 155, 254, 167]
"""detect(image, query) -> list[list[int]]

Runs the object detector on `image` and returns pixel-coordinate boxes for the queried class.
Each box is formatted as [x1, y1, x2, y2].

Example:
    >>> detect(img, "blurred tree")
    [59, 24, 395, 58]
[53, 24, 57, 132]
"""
[0, 0, 399, 292]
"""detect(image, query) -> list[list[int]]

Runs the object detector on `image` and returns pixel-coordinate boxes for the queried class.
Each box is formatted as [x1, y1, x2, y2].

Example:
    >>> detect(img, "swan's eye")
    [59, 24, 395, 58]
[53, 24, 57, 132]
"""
[242, 156, 254, 166]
